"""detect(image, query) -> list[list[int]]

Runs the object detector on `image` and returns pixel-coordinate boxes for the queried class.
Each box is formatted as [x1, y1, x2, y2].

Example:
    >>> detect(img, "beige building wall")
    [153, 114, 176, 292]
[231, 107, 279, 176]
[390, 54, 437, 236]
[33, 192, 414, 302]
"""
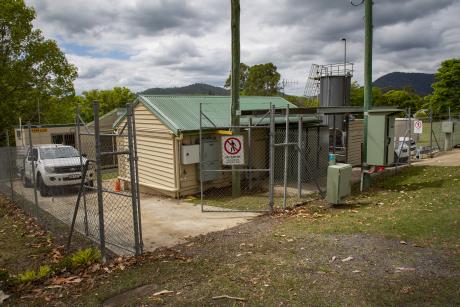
[14, 126, 77, 148]
[118, 103, 178, 197]
[347, 119, 363, 166]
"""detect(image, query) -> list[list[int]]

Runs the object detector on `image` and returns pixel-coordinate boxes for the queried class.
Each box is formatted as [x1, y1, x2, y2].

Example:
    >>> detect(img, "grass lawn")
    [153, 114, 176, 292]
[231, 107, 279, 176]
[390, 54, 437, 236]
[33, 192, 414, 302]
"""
[6, 165, 460, 306]
[279, 166, 460, 252]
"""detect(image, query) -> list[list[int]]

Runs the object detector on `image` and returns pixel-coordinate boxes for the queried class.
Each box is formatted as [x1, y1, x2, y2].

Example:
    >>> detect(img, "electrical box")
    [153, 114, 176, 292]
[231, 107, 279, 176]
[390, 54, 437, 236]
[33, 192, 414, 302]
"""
[326, 163, 352, 205]
[367, 110, 399, 166]
[181, 145, 200, 164]
[198, 161, 222, 182]
[197, 138, 221, 182]
[442, 121, 454, 133]
[201, 139, 220, 162]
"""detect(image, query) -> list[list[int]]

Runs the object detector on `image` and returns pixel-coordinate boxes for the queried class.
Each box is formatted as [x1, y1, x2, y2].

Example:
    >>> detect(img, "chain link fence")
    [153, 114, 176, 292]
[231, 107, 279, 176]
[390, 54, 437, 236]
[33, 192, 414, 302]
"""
[0, 102, 142, 258]
[199, 103, 328, 212]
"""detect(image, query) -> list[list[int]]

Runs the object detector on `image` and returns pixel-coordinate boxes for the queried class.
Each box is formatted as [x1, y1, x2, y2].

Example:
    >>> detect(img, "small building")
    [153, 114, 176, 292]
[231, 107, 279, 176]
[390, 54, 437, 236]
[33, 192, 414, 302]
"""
[14, 124, 79, 148]
[115, 95, 326, 198]
[87, 107, 126, 133]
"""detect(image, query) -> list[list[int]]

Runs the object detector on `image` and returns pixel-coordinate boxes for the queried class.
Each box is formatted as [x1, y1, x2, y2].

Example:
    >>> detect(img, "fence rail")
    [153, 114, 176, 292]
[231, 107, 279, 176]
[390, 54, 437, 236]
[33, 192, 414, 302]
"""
[0, 102, 142, 259]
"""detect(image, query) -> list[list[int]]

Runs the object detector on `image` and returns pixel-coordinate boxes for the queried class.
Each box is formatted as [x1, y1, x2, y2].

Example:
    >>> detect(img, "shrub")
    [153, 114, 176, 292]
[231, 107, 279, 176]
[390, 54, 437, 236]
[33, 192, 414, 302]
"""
[70, 248, 101, 270]
[17, 265, 52, 283]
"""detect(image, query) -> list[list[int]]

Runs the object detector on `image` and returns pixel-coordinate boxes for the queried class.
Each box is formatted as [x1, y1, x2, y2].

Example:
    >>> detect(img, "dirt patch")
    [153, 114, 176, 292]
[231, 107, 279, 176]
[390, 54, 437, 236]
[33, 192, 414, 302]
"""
[0, 195, 54, 275]
[61, 213, 460, 306]
[103, 283, 159, 307]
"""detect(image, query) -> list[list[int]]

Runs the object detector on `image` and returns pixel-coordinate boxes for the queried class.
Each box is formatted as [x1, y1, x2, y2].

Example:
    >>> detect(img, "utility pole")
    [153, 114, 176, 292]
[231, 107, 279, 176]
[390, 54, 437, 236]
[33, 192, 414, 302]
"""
[352, 0, 373, 189]
[231, 0, 241, 197]
[362, 0, 373, 190]
[341, 38, 347, 74]
[341, 38, 347, 107]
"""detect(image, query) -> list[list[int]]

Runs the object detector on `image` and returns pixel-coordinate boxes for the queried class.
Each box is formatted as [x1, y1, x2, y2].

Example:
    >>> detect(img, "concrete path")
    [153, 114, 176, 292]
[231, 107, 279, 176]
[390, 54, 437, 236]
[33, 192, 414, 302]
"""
[8, 180, 259, 255]
[413, 149, 460, 167]
[140, 196, 259, 251]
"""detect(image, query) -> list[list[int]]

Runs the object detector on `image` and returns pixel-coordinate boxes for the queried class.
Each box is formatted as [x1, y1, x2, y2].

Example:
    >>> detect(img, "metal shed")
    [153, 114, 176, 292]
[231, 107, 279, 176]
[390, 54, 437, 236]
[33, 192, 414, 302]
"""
[115, 95, 324, 198]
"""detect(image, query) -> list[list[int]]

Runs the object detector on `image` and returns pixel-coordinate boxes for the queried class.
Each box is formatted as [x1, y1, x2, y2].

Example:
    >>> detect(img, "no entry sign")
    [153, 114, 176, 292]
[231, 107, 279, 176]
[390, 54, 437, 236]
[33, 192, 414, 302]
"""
[222, 135, 244, 165]
[414, 120, 423, 134]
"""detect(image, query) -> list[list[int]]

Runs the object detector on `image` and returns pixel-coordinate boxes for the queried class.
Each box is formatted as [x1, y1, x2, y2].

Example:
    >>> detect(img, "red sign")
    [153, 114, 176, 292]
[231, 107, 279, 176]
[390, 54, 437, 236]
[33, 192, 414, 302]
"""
[223, 137, 242, 155]
[222, 135, 244, 165]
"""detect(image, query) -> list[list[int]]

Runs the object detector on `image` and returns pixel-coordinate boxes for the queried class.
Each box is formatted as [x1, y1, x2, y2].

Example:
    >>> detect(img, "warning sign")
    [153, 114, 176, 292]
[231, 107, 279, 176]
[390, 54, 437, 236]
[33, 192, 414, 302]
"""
[222, 135, 244, 165]
[414, 120, 423, 134]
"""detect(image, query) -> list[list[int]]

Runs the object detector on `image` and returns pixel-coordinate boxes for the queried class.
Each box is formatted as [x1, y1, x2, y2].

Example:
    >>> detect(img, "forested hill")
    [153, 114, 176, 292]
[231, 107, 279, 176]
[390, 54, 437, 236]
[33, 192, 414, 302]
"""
[141, 83, 229, 96]
[373, 72, 435, 96]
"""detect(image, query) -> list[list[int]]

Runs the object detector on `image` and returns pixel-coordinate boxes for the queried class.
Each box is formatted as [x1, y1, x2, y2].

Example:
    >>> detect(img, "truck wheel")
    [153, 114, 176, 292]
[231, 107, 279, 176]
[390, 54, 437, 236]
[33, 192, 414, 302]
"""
[38, 175, 51, 197]
[22, 171, 32, 188]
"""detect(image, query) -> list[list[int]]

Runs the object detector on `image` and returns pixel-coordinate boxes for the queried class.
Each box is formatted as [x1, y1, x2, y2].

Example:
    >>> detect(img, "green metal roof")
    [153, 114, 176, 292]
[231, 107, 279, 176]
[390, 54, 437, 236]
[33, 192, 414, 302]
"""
[119, 95, 318, 134]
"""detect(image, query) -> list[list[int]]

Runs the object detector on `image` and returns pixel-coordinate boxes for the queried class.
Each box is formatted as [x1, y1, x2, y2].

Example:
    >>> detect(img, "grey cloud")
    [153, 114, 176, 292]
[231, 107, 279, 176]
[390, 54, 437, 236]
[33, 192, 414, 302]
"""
[29, 0, 224, 38]
[79, 65, 109, 79]
[28, 0, 460, 95]
[125, 0, 223, 36]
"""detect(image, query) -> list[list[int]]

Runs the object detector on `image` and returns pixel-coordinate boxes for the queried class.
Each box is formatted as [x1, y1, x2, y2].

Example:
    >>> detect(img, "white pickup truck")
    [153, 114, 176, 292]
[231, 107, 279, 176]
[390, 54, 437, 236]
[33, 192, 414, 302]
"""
[22, 144, 93, 196]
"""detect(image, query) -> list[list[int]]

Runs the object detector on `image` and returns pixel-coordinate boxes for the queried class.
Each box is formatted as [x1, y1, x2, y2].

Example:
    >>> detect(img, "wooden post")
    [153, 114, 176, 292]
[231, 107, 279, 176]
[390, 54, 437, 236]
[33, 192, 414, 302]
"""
[231, 0, 241, 197]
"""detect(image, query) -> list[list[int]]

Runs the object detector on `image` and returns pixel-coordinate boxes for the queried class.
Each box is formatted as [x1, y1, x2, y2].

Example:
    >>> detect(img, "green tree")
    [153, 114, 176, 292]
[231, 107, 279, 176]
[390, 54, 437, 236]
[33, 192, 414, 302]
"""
[224, 63, 249, 90]
[381, 88, 422, 110]
[243, 63, 280, 96]
[0, 0, 77, 141]
[350, 81, 364, 106]
[349, 81, 384, 106]
[78, 87, 136, 122]
[428, 58, 460, 112]
[224, 63, 281, 96]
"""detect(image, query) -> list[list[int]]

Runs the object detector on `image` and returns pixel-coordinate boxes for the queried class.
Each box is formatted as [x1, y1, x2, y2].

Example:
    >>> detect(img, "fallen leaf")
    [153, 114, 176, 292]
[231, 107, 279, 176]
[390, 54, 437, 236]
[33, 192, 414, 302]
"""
[330, 256, 337, 263]
[152, 290, 174, 296]
[395, 267, 415, 273]
[342, 256, 354, 262]
[45, 285, 63, 289]
[352, 270, 361, 273]
[0, 290, 10, 304]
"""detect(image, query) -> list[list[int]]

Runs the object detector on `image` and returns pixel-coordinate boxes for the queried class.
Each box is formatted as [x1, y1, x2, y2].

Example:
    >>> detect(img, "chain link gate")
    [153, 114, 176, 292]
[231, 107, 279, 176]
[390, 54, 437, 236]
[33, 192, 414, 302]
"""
[199, 103, 328, 212]
[68, 101, 142, 258]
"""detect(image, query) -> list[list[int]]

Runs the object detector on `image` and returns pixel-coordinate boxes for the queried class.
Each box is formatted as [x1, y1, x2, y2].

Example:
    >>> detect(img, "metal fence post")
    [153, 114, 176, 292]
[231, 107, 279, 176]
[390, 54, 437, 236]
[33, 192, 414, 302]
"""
[248, 117, 253, 191]
[297, 117, 303, 199]
[283, 104, 289, 209]
[127, 103, 141, 255]
[131, 100, 143, 253]
[28, 123, 39, 216]
[269, 104, 275, 210]
[76, 105, 89, 236]
[93, 101, 106, 262]
[5, 130, 14, 201]
[449, 107, 453, 151]
[429, 108, 433, 158]
[199, 103, 204, 212]
[408, 107, 412, 165]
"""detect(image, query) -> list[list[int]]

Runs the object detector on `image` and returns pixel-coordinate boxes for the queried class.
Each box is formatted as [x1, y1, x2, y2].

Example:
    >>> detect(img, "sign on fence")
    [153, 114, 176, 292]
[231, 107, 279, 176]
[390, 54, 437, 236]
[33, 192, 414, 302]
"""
[222, 135, 244, 165]
[414, 120, 423, 134]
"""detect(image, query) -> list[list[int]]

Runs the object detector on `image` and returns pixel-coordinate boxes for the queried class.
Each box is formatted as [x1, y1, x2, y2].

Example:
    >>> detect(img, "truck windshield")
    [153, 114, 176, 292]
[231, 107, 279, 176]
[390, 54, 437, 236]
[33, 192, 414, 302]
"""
[39, 147, 80, 159]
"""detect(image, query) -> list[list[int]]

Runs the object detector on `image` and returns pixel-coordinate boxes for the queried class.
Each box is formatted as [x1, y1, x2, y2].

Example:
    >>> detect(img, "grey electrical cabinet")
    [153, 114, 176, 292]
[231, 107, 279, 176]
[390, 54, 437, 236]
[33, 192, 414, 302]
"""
[367, 109, 400, 166]
[326, 163, 352, 205]
[442, 121, 454, 133]
[198, 138, 221, 182]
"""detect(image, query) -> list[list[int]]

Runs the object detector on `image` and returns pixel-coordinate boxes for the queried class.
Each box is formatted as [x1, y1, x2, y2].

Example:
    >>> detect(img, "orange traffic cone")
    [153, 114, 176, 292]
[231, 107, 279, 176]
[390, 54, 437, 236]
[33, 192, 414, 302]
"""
[114, 179, 121, 192]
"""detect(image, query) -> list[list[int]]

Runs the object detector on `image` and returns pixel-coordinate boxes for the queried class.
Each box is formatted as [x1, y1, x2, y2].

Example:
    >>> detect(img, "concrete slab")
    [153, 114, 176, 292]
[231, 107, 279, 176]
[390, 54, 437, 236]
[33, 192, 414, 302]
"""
[413, 149, 460, 167]
[140, 196, 259, 251]
[8, 179, 259, 254]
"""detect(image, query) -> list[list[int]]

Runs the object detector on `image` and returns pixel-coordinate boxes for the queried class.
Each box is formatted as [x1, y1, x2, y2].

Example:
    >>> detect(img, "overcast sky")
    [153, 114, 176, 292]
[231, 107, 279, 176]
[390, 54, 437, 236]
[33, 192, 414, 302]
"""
[26, 0, 460, 95]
